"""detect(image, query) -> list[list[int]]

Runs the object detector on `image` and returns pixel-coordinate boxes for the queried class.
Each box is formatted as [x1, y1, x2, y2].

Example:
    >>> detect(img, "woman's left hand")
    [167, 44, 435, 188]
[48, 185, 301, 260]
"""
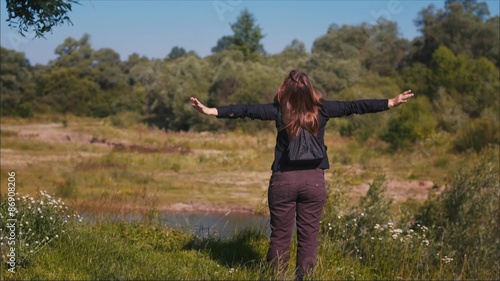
[389, 90, 414, 108]
[190, 97, 218, 116]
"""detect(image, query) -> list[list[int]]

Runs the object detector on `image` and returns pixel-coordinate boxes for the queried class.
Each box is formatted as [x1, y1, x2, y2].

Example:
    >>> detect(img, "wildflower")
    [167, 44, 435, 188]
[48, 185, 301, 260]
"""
[370, 237, 374, 240]
[337, 215, 341, 219]
[388, 222, 394, 228]
[422, 240, 430, 247]
[442, 256, 453, 264]
[374, 224, 380, 229]
[353, 218, 357, 222]
[329, 227, 332, 230]
[360, 212, 364, 217]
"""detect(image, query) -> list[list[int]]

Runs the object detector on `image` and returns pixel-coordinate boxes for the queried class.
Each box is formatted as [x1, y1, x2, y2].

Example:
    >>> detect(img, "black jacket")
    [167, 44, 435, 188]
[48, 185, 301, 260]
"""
[216, 99, 389, 172]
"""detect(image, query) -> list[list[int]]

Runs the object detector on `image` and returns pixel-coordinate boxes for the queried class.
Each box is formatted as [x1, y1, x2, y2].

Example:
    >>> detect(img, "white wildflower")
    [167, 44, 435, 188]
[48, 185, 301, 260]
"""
[442, 256, 453, 264]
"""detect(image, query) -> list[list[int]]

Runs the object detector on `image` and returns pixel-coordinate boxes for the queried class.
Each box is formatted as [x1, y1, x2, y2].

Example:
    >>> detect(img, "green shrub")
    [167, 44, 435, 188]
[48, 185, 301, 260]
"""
[321, 175, 450, 279]
[0, 190, 82, 267]
[381, 96, 438, 149]
[415, 157, 499, 277]
[453, 116, 499, 153]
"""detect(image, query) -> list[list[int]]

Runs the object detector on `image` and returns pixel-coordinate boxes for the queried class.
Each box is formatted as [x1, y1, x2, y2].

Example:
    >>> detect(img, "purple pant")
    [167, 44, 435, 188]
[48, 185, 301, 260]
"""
[266, 168, 326, 278]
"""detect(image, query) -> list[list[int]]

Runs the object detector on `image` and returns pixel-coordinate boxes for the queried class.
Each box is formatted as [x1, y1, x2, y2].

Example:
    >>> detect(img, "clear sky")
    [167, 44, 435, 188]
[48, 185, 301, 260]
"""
[1, 0, 499, 65]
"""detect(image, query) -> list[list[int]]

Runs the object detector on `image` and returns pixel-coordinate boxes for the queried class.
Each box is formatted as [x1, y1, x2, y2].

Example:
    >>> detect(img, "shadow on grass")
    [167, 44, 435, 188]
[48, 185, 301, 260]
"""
[185, 228, 268, 268]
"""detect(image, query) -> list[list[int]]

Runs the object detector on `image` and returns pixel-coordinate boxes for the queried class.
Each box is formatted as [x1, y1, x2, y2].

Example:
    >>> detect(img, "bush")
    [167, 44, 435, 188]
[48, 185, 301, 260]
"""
[381, 96, 437, 149]
[415, 157, 499, 277]
[453, 116, 499, 153]
[0, 190, 82, 267]
[320, 174, 450, 279]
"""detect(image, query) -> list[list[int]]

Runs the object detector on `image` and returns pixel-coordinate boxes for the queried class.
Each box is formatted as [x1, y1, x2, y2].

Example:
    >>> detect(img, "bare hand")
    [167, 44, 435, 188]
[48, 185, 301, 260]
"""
[190, 97, 218, 116]
[389, 90, 414, 107]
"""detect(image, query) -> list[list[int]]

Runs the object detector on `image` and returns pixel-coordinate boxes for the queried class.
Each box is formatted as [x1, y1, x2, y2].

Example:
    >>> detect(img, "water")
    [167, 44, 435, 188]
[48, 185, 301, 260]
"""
[159, 211, 270, 238]
[84, 211, 270, 238]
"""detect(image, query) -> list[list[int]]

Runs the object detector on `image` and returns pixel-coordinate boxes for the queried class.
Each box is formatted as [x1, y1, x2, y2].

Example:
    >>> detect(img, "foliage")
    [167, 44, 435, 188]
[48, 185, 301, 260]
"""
[411, 0, 499, 66]
[0, 190, 82, 267]
[5, 0, 78, 38]
[453, 114, 499, 152]
[415, 157, 499, 276]
[0, 2, 498, 150]
[211, 8, 265, 62]
[428, 46, 499, 117]
[381, 96, 438, 149]
[0, 47, 35, 117]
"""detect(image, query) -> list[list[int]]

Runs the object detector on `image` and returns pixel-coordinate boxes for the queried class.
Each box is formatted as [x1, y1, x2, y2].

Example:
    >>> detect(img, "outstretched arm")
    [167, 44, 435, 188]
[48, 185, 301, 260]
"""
[190, 97, 218, 116]
[388, 90, 414, 108]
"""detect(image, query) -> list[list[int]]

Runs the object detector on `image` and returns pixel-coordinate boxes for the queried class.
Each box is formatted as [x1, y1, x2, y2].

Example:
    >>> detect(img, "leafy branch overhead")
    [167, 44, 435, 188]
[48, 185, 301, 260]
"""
[6, 0, 79, 38]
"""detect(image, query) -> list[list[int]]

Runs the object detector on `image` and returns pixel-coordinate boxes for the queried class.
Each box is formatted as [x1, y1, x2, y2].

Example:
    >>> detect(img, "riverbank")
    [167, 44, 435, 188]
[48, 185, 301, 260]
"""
[0, 116, 454, 217]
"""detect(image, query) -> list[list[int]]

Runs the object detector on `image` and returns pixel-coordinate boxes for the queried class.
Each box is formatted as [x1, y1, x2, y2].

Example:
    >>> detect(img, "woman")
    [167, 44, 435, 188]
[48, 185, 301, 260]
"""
[190, 70, 413, 279]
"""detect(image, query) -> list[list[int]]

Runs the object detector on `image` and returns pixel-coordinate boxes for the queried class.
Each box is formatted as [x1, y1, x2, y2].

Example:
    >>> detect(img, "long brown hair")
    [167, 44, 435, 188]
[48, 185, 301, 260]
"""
[273, 70, 323, 138]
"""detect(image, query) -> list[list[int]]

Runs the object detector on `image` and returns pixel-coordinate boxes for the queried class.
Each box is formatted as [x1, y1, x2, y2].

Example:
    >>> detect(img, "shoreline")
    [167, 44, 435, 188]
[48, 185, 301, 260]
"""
[74, 201, 268, 217]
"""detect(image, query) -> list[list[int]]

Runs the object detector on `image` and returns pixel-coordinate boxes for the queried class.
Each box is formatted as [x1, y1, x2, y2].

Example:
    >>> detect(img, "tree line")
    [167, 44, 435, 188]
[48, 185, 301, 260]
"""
[1, 0, 498, 151]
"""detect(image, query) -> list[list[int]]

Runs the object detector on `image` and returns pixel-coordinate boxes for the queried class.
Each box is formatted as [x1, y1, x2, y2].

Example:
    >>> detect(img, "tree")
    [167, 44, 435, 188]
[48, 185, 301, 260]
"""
[312, 20, 408, 76]
[229, 9, 265, 61]
[5, 0, 79, 38]
[167, 46, 187, 60]
[0, 47, 34, 117]
[411, 0, 499, 66]
[211, 36, 233, 54]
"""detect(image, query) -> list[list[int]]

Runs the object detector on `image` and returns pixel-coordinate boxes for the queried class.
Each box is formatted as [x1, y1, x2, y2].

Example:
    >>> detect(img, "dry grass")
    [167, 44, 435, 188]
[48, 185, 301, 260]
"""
[1, 114, 492, 215]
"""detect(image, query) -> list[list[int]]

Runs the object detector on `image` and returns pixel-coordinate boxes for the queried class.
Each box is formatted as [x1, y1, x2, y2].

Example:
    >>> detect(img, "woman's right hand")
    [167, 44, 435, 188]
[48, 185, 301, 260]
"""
[190, 97, 218, 116]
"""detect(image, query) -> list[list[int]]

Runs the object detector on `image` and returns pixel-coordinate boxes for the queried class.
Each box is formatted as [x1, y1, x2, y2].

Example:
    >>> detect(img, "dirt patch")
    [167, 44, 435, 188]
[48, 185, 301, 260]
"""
[1, 123, 188, 167]
[111, 143, 189, 154]
[350, 180, 440, 203]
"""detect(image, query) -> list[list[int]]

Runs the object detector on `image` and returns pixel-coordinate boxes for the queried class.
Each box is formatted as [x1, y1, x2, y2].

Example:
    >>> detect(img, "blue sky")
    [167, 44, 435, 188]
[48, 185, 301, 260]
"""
[1, 0, 499, 65]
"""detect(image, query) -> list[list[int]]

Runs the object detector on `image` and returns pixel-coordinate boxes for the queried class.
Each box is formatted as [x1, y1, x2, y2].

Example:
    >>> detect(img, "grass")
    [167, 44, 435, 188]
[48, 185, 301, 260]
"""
[0, 114, 475, 214]
[1, 115, 498, 279]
